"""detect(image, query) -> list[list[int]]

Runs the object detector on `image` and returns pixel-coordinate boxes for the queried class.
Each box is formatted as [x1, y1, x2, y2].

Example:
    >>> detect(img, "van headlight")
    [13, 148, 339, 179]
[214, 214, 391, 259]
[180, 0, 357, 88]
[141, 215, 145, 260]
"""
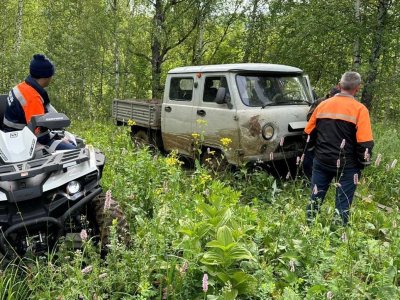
[262, 124, 274, 140]
[66, 181, 81, 195]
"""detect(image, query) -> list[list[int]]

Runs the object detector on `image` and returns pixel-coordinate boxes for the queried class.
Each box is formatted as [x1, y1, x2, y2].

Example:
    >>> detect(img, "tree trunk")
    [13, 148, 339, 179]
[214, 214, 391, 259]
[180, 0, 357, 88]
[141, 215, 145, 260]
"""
[14, 0, 24, 80]
[151, 0, 163, 99]
[361, 0, 391, 110]
[352, 0, 361, 70]
[242, 0, 259, 63]
[113, 0, 120, 99]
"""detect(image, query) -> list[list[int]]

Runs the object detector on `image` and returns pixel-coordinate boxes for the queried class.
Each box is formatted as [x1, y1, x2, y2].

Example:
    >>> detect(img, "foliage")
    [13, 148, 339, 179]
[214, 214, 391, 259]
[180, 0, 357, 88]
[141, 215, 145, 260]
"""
[1, 0, 400, 118]
[1, 120, 399, 299]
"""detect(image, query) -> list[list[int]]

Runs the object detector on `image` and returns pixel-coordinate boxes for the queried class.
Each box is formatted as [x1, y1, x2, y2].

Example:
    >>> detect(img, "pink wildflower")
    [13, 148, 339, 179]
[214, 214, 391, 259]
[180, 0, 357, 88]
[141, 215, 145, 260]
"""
[81, 265, 93, 274]
[364, 148, 370, 161]
[374, 153, 382, 167]
[202, 273, 208, 293]
[296, 156, 300, 165]
[300, 153, 305, 163]
[289, 260, 296, 272]
[80, 229, 88, 241]
[306, 135, 310, 143]
[286, 172, 291, 180]
[269, 152, 274, 160]
[336, 159, 340, 168]
[391, 159, 397, 169]
[162, 287, 168, 300]
[313, 184, 318, 195]
[326, 291, 334, 300]
[340, 139, 346, 149]
[180, 261, 188, 274]
[341, 232, 347, 243]
[353, 173, 359, 185]
[280, 137, 285, 146]
[104, 190, 112, 211]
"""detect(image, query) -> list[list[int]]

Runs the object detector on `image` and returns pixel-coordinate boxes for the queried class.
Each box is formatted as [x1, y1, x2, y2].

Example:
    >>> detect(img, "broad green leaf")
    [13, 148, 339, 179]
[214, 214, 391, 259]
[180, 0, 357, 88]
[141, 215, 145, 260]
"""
[206, 240, 236, 252]
[217, 225, 234, 247]
[198, 202, 217, 218]
[217, 208, 232, 227]
[227, 245, 255, 261]
[219, 289, 238, 300]
[201, 251, 224, 265]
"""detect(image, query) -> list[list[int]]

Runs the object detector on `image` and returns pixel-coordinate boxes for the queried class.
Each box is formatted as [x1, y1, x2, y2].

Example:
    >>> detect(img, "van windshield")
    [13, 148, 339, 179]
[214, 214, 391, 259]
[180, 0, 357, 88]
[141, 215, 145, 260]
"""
[236, 74, 312, 107]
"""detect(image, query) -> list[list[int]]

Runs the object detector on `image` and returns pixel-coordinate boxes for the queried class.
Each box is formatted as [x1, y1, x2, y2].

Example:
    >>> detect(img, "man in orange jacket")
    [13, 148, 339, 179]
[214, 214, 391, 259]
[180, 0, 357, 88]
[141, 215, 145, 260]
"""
[304, 71, 374, 225]
[3, 54, 75, 151]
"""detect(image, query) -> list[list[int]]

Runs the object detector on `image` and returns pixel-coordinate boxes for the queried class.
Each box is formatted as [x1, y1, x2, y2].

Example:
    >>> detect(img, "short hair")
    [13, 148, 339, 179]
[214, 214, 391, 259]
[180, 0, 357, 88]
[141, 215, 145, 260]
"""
[339, 72, 361, 91]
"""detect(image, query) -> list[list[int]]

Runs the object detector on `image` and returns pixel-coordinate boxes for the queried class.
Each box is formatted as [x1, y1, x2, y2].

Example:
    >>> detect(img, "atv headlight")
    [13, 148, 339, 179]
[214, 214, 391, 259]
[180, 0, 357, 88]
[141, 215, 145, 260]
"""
[262, 124, 274, 140]
[66, 181, 81, 195]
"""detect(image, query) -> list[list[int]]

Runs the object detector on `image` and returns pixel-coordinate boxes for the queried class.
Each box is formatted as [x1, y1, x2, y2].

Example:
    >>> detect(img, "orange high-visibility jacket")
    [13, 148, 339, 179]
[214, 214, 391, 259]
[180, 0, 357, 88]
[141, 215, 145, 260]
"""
[3, 81, 46, 130]
[304, 93, 374, 168]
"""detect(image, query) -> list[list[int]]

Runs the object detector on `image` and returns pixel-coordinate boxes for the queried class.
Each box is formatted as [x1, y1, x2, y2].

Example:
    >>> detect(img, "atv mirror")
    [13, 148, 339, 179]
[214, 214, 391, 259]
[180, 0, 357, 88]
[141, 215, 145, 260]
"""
[29, 112, 71, 132]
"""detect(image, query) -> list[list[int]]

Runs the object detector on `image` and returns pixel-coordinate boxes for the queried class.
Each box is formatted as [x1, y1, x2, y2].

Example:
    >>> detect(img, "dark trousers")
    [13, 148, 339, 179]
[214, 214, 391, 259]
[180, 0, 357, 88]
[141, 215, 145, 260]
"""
[307, 158, 361, 225]
[303, 149, 314, 181]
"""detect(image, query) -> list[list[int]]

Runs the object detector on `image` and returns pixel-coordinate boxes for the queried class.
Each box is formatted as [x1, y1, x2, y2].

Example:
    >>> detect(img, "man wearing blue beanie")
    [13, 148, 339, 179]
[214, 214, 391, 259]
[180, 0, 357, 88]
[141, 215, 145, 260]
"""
[3, 54, 75, 151]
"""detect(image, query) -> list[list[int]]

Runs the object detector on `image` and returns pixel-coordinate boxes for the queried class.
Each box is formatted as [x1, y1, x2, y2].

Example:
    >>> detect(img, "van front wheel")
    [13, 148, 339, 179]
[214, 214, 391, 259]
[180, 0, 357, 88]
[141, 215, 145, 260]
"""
[200, 148, 229, 173]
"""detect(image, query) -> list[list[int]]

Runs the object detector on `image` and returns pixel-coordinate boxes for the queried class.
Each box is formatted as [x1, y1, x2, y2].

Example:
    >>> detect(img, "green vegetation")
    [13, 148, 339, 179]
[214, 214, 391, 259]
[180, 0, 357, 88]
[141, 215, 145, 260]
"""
[1, 0, 400, 298]
[1, 121, 398, 299]
[1, 0, 400, 117]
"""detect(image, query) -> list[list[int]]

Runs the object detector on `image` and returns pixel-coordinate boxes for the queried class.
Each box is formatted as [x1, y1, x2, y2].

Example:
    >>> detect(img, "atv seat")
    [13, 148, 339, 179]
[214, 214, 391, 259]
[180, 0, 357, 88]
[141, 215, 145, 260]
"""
[0, 94, 8, 129]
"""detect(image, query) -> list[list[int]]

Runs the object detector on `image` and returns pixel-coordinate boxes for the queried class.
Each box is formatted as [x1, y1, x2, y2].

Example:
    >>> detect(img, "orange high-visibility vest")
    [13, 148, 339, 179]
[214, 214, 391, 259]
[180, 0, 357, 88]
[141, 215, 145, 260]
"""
[12, 82, 45, 124]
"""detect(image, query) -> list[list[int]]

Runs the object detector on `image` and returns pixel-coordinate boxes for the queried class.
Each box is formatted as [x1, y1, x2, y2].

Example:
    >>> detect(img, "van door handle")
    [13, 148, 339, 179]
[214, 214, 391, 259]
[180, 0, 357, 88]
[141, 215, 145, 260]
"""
[164, 106, 172, 112]
[197, 109, 206, 117]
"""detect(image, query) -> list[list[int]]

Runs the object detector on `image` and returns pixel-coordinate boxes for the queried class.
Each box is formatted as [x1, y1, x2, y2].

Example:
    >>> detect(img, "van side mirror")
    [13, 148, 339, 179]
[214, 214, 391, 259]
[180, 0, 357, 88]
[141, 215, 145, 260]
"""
[215, 87, 226, 104]
[215, 87, 233, 109]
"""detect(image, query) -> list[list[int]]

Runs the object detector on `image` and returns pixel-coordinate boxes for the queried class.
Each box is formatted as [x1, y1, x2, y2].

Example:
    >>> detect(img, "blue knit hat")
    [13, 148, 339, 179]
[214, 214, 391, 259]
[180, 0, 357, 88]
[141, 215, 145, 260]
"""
[29, 54, 55, 78]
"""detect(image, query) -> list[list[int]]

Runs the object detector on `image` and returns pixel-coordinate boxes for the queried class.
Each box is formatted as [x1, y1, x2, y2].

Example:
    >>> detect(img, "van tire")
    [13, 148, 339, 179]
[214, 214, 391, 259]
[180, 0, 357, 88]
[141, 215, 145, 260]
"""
[200, 148, 229, 173]
[131, 129, 150, 148]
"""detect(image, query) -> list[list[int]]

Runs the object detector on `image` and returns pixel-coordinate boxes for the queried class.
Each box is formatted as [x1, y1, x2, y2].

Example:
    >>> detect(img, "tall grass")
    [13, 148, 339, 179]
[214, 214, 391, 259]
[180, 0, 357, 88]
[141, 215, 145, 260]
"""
[0, 120, 399, 299]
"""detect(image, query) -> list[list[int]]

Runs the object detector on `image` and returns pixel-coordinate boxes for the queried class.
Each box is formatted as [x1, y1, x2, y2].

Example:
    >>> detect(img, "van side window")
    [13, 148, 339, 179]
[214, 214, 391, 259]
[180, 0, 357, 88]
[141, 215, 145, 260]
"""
[169, 77, 194, 101]
[203, 76, 229, 103]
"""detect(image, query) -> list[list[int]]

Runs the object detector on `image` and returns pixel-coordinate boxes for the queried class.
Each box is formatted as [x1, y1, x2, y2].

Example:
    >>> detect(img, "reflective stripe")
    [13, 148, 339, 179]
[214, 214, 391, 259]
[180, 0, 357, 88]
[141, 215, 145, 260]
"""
[3, 118, 25, 129]
[316, 112, 357, 124]
[48, 139, 62, 152]
[12, 87, 26, 106]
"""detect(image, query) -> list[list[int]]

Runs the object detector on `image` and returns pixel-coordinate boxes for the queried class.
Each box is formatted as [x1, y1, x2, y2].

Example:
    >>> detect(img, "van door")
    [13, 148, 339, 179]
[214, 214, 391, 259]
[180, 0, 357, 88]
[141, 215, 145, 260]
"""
[161, 75, 196, 156]
[195, 74, 240, 164]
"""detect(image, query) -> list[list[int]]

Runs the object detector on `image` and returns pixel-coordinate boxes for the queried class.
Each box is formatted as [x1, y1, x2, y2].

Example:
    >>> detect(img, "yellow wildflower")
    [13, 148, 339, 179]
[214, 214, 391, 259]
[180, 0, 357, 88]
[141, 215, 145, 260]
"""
[166, 156, 180, 167]
[192, 133, 200, 139]
[199, 173, 212, 185]
[196, 119, 208, 126]
[220, 137, 232, 147]
[127, 119, 136, 126]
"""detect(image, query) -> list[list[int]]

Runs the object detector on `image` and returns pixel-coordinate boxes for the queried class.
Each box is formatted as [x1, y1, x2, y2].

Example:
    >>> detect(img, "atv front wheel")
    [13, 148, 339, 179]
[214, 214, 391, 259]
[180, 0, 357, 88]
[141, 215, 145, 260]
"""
[91, 194, 131, 248]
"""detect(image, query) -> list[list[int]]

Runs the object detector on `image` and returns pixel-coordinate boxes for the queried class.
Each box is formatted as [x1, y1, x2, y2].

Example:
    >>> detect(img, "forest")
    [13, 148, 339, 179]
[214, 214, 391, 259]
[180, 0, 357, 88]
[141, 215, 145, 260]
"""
[1, 0, 400, 299]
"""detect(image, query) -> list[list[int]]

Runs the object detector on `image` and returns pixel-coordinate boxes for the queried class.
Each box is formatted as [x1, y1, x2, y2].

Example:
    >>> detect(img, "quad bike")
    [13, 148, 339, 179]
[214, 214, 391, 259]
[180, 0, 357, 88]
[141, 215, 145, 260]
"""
[0, 95, 130, 260]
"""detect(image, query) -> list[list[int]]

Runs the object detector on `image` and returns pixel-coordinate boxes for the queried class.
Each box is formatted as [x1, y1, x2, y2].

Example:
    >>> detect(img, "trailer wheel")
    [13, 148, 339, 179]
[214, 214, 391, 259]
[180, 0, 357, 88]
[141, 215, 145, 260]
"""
[131, 129, 149, 148]
[91, 194, 131, 249]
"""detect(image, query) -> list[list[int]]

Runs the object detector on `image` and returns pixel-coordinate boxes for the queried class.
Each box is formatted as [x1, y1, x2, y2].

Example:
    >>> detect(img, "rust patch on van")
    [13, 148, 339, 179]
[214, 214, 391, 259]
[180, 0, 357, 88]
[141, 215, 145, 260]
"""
[247, 115, 261, 137]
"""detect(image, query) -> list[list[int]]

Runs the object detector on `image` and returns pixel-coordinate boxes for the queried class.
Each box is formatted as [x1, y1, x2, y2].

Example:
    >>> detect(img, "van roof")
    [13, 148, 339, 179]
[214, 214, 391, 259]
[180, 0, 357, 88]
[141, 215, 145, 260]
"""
[168, 63, 303, 74]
